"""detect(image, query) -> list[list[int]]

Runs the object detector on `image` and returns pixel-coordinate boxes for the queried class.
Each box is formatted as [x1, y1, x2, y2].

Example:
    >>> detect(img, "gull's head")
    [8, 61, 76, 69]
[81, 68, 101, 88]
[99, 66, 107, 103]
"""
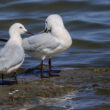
[9, 23, 27, 36]
[44, 14, 64, 32]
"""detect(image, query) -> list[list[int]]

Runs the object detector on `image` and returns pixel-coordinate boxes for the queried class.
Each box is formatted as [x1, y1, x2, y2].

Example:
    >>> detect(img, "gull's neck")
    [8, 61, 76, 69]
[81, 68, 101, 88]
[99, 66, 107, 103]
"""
[51, 26, 72, 47]
[9, 32, 22, 47]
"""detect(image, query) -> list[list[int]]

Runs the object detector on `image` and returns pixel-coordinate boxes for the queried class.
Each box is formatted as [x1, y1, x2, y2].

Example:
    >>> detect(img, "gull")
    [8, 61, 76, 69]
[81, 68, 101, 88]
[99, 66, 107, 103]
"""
[23, 14, 72, 78]
[0, 23, 32, 84]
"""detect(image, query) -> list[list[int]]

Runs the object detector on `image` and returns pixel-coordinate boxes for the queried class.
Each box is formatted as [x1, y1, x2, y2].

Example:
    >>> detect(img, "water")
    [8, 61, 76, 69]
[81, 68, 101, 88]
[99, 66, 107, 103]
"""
[39, 90, 110, 110]
[0, 0, 110, 109]
[0, 0, 110, 69]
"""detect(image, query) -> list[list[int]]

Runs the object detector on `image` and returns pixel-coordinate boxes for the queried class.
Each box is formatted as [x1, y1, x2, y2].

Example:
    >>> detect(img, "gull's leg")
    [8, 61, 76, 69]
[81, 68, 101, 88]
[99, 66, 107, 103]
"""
[1, 74, 4, 85]
[41, 60, 48, 78]
[48, 57, 59, 77]
[49, 57, 52, 76]
[14, 72, 18, 84]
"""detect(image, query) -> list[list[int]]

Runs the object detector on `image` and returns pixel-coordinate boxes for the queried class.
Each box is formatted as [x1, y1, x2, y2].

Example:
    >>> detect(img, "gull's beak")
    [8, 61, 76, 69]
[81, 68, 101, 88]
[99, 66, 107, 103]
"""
[0, 38, 7, 42]
[44, 28, 48, 33]
[26, 31, 34, 35]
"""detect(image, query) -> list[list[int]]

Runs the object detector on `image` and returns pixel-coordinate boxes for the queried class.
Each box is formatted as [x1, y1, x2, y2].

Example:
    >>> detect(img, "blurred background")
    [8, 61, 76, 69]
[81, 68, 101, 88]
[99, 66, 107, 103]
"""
[0, 0, 110, 69]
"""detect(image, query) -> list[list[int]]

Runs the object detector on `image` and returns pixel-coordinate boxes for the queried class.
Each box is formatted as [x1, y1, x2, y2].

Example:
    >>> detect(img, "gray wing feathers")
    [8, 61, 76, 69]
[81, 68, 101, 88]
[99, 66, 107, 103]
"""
[23, 33, 60, 52]
[0, 44, 24, 72]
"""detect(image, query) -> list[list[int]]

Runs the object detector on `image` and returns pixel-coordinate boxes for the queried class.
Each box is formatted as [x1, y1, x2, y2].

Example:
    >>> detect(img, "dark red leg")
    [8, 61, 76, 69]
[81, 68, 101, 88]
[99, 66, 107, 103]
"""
[1, 74, 4, 85]
[41, 60, 48, 78]
[14, 72, 18, 84]
[49, 57, 59, 77]
[49, 57, 52, 76]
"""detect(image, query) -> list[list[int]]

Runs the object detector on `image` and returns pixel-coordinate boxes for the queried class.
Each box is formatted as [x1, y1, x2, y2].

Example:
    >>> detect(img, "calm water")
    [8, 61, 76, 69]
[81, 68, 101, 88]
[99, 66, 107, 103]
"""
[0, 0, 110, 68]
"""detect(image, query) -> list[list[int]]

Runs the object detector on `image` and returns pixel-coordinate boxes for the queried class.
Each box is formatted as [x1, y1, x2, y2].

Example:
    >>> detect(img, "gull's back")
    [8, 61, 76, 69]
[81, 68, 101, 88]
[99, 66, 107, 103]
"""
[23, 33, 60, 57]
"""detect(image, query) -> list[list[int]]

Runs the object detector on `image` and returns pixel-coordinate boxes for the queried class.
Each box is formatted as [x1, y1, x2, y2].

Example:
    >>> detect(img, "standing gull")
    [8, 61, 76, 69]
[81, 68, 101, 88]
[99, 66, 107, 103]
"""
[0, 23, 32, 84]
[23, 14, 72, 78]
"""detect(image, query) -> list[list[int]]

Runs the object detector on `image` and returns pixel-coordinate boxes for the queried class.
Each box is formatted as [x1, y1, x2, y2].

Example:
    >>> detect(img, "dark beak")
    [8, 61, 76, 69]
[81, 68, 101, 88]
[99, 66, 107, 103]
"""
[44, 28, 48, 33]
[0, 38, 7, 42]
[0, 32, 34, 42]
[26, 31, 34, 35]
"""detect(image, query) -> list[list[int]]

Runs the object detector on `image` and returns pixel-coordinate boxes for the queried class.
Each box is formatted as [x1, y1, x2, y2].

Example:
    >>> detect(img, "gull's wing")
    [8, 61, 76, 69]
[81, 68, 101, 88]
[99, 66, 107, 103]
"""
[0, 44, 24, 73]
[23, 33, 60, 53]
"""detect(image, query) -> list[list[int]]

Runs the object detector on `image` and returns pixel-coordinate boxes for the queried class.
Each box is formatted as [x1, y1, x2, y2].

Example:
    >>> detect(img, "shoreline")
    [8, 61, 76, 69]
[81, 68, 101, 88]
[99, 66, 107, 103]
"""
[0, 67, 110, 109]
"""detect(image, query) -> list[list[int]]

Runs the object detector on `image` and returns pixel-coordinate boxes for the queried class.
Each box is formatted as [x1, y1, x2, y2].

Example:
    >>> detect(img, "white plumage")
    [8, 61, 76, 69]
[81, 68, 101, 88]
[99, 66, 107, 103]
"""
[23, 14, 72, 78]
[23, 14, 72, 59]
[0, 23, 28, 84]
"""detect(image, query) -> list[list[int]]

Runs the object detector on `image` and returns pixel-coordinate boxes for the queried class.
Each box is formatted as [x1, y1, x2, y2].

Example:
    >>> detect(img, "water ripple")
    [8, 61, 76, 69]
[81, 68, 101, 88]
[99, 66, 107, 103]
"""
[0, 0, 110, 68]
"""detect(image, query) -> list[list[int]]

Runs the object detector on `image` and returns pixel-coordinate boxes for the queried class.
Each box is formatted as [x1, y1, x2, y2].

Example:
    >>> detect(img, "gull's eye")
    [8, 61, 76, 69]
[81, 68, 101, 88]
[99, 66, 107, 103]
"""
[45, 21, 47, 24]
[19, 26, 22, 29]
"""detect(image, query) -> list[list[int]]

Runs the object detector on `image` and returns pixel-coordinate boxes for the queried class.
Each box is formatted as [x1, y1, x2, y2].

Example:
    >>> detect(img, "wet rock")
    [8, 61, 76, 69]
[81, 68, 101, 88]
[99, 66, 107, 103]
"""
[0, 67, 110, 109]
[94, 87, 110, 95]
[29, 105, 66, 110]
[92, 83, 99, 88]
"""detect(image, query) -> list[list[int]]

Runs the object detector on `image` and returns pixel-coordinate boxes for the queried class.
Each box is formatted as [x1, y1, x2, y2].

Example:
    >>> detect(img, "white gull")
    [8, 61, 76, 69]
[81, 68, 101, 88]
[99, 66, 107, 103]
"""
[23, 14, 72, 78]
[0, 23, 31, 84]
